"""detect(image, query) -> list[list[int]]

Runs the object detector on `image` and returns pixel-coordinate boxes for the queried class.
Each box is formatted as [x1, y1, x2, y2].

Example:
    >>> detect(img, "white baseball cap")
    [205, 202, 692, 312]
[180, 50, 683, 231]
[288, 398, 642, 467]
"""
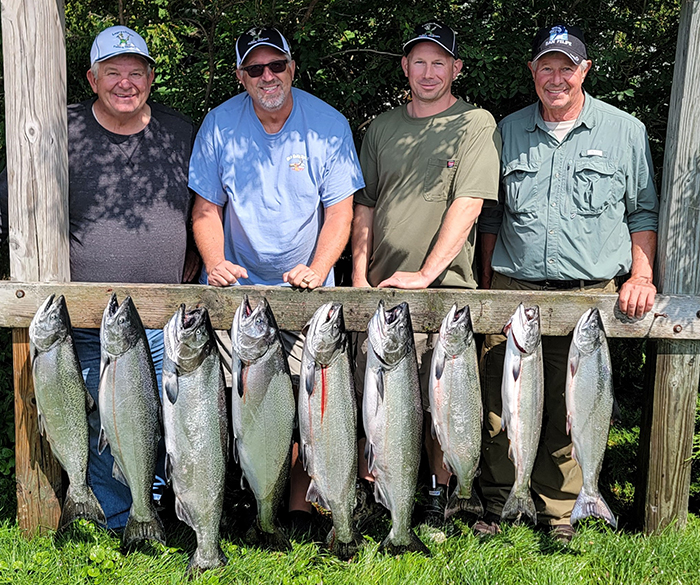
[90, 26, 155, 66]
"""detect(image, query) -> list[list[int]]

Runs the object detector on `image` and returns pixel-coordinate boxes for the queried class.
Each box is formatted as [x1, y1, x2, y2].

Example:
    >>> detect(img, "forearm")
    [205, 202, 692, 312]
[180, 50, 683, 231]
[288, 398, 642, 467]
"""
[351, 204, 374, 286]
[419, 197, 484, 283]
[308, 196, 354, 281]
[480, 232, 497, 289]
[630, 230, 656, 281]
[191, 195, 226, 273]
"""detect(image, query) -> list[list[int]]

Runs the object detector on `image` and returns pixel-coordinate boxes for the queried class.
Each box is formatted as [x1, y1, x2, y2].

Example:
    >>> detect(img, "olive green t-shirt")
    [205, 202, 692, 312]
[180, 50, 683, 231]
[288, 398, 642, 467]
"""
[355, 98, 501, 288]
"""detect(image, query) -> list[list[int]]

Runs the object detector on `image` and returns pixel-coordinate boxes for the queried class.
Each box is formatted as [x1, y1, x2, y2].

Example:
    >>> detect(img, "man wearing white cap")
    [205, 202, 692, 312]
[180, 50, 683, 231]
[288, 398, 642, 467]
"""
[351, 21, 501, 528]
[0, 25, 198, 533]
[189, 26, 364, 534]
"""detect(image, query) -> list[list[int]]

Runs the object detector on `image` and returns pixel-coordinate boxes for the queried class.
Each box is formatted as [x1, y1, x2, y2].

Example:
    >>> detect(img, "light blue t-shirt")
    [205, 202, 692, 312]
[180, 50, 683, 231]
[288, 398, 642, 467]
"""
[189, 88, 365, 286]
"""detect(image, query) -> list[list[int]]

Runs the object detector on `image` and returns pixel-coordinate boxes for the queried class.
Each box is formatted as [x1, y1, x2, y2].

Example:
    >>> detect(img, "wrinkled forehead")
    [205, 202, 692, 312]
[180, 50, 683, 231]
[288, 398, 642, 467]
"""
[98, 54, 151, 71]
[241, 45, 290, 67]
[531, 51, 579, 70]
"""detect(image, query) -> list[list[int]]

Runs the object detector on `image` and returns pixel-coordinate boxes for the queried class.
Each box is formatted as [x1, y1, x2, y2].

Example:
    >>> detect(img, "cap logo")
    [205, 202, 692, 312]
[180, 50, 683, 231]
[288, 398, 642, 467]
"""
[247, 27, 268, 44]
[420, 22, 440, 38]
[117, 32, 131, 47]
[546, 25, 572, 47]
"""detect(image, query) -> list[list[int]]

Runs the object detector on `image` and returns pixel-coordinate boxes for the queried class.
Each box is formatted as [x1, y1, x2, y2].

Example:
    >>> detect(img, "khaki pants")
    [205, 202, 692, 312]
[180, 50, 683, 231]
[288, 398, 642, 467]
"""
[479, 272, 617, 525]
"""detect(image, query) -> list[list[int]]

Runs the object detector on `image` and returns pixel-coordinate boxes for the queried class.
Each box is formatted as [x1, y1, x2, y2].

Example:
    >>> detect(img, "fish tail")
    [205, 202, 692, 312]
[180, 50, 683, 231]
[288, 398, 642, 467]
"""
[245, 520, 292, 552]
[186, 544, 228, 574]
[122, 511, 166, 548]
[380, 528, 430, 556]
[445, 489, 484, 520]
[571, 489, 617, 529]
[58, 484, 107, 530]
[327, 526, 365, 560]
[501, 486, 537, 525]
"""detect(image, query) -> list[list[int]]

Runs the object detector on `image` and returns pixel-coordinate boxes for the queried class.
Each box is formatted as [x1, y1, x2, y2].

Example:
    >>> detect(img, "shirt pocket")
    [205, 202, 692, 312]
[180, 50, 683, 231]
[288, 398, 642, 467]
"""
[423, 158, 457, 202]
[571, 154, 620, 216]
[502, 158, 540, 213]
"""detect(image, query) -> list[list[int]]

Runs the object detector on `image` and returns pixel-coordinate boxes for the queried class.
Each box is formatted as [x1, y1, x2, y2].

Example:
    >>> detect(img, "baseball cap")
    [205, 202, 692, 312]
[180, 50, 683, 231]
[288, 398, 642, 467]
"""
[90, 26, 155, 66]
[236, 27, 292, 68]
[531, 24, 588, 65]
[403, 22, 457, 58]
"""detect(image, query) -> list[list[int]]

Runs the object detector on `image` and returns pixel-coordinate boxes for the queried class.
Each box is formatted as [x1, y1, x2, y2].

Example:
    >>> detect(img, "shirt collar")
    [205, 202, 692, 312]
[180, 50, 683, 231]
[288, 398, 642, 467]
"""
[528, 91, 596, 133]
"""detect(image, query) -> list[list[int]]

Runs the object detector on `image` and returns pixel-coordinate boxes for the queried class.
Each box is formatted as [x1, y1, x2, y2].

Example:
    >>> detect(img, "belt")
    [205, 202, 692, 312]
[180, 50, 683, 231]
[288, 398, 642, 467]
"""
[525, 279, 605, 290]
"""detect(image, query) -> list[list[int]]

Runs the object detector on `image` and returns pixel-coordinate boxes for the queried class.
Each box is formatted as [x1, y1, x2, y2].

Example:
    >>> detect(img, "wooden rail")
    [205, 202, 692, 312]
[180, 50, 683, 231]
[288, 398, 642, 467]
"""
[2, 281, 700, 338]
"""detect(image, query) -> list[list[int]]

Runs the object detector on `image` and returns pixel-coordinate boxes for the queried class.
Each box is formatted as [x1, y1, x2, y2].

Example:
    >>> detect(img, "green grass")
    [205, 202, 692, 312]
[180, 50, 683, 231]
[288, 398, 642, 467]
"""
[1, 514, 700, 584]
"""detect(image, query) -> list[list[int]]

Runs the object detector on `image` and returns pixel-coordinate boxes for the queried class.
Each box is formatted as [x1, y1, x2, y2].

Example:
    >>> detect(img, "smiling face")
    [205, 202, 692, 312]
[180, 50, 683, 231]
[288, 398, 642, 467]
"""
[87, 55, 154, 123]
[401, 42, 462, 110]
[528, 52, 591, 121]
[236, 46, 295, 115]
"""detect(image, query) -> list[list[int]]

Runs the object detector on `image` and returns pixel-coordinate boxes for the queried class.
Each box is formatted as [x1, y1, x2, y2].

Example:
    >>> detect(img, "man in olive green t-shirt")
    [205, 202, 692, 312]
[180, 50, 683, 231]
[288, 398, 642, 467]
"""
[351, 21, 501, 526]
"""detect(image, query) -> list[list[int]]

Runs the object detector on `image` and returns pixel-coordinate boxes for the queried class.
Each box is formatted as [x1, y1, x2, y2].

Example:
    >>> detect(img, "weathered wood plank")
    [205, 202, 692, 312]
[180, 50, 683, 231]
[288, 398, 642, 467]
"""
[637, 0, 700, 534]
[2, 0, 70, 535]
[1, 281, 700, 338]
[13, 329, 62, 536]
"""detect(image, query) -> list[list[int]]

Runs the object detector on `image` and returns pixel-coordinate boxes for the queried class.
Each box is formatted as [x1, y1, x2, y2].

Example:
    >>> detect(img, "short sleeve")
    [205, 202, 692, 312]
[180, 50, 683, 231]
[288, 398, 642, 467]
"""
[319, 118, 365, 208]
[453, 112, 502, 202]
[188, 112, 227, 207]
[354, 121, 379, 208]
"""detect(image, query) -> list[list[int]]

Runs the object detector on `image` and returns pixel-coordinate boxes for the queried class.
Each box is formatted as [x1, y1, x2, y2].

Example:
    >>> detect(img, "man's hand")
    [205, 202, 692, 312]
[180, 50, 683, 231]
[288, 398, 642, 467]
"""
[378, 270, 431, 290]
[618, 276, 656, 318]
[283, 265, 323, 289]
[207, 260, 248, 287]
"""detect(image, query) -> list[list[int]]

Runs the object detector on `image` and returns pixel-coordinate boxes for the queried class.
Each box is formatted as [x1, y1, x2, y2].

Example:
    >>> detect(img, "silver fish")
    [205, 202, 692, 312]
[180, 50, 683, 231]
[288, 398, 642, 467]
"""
[566, 308, 617, 528]
[98, 293, 164, 547]
[299, 302, 362, 559]
[429, 305, 483, 519]
[29, 294, 106, 530]
[163, 305, 228, 572]
[364, 301, 429, 555]
[500, 303, 544, 524]
[231, 296, 294, 551]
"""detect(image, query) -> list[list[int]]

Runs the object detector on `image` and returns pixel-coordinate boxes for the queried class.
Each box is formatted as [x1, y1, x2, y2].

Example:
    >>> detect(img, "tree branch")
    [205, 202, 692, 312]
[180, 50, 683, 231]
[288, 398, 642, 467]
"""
[322, 48, 401, 59]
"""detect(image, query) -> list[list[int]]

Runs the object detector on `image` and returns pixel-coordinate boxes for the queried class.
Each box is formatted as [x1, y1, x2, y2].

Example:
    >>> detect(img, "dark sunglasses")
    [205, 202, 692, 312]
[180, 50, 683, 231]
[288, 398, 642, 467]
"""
[240, 59, 288, 78]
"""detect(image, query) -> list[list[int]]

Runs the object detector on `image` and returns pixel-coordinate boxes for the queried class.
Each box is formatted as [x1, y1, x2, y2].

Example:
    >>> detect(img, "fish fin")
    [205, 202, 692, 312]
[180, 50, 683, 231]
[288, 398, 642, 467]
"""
[566, 413, 572, 437]
[431, 421, 438, 442]
[300, 441, 309, 471]
[327, 527, 365, 561]
[233, 437, 239, 464]
[235, 359, 244, 398]
[111, 460, 129, 487]
[442, 457, 454, 475]
[163, 368, 179, 404]
[365, 441, 376, 475]
[501, 487, 537, 525]
[569, 352, 580, 378]
[305, 481, 330, 511]
[245, 520, 292, 552]
[376, 367, 384, 400]
[511, 356, 522, 382]
[97, 428, 109, 455]
[187, 545, 228, 574]
[571, 444, 579, 465]
[164, 453, 172, 484]
[175, 495, 194, 527]
[99, 353, 109, 385]
[435, 352, 445, 381]
[380, 528, 430, 556]
[373, 481, 390, 510]
[122, 511, 166, 548]
[571, 489, 617, 529]
[58, 484, 107, 530]
[37, 411, 46, 437]
[85, 391, 96, 413]
[304, 361, 316, 396]
[445, 489, 483, 520]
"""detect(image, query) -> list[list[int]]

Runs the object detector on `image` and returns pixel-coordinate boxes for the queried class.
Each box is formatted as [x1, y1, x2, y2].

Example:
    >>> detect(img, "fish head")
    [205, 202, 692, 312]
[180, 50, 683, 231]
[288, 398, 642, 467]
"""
[100, 294, 144, 356]
[305, 302, 345, 366]
[507, 303, 541, 355]
[165, 304, 213, 372]
[231, 295, 278, 362]
[29, 294, 71, 351]
[439, 304, 474, 354]
[367, 300, 413, 367]
[572, 308, 605, 355]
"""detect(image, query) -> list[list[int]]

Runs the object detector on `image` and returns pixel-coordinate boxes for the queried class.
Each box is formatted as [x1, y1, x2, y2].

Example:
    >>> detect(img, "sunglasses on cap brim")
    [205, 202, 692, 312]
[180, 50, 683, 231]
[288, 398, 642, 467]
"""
[239, 59, 288, 78]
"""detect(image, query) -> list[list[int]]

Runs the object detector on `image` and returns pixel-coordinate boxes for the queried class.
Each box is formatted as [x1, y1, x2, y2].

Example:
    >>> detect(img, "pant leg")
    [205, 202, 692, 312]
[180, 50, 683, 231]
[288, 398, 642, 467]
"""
[74, 328, 132, 530]
[145, 329, 167, 505]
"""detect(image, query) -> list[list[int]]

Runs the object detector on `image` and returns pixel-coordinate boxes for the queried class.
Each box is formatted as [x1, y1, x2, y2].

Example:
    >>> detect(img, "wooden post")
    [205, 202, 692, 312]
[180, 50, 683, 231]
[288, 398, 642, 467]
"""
[637, 0, 700, 533]
[1, 0, 69, 534]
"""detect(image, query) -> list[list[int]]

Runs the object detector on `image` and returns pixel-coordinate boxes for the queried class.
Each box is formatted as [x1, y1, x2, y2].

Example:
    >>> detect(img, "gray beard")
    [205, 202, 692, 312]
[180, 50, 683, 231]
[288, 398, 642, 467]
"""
[256, 85, 287, 111]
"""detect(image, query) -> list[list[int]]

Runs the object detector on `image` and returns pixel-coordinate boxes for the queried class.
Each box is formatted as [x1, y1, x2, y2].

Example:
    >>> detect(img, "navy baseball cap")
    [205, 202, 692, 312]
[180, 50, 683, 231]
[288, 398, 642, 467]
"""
[403, 21, 458, 58]
[531, 23, 588, 65]
[90, 26, 155, 66]
[236, 26, 292, 68]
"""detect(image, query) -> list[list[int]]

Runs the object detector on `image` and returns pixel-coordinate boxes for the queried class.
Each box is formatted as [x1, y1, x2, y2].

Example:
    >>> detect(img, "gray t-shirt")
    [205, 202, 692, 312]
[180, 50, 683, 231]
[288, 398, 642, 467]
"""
[1, 99, 195, 283]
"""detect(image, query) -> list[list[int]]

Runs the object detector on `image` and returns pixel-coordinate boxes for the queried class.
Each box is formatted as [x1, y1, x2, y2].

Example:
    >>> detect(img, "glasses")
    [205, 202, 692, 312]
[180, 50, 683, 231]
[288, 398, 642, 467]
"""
[240, 59, 288, 78]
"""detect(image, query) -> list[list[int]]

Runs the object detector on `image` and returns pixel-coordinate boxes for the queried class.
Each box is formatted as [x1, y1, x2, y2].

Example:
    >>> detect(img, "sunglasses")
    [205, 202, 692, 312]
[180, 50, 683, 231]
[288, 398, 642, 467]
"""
[240, 59, 288, 78]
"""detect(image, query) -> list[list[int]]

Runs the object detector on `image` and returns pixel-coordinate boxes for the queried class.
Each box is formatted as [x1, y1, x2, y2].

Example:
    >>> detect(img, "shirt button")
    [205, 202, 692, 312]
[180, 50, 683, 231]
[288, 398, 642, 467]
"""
[548, 259, 555, 264]
[571, 213, 576, 218]
[551, 202, 556, 207]
[555, 173, 560, 178]
[549, 229, 554, 234]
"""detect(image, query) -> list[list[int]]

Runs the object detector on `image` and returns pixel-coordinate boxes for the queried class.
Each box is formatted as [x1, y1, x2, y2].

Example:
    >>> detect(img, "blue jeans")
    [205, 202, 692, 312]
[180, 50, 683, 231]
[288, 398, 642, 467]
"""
[73, 328, 166, 530]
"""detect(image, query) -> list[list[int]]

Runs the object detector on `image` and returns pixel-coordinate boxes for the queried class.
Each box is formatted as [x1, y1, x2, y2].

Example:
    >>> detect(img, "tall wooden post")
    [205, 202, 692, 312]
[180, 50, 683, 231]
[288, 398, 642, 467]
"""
[1, 0, 69, 534]
[637, 0, 700, 533]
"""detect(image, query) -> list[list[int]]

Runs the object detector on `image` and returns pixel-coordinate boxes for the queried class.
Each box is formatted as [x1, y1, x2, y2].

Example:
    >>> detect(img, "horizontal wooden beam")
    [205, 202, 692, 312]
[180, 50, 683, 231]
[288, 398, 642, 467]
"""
[1, 281, 700, 338]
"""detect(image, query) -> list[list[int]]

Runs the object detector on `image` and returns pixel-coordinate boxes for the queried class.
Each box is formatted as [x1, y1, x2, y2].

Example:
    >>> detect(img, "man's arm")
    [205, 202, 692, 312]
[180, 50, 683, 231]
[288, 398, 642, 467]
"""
[283, 195, 354, 289]
[479, 232, 497, 289]
[618, 230, 657, 318]
[351, 204, 374, 287]
[378, 197, 484, 289]
[191, 194, 248, 286]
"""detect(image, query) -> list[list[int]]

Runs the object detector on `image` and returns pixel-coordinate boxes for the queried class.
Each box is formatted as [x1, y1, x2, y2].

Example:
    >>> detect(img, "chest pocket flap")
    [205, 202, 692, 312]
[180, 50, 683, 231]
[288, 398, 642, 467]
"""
[572, 153, 621, 215]
[503, 158, 540, 213]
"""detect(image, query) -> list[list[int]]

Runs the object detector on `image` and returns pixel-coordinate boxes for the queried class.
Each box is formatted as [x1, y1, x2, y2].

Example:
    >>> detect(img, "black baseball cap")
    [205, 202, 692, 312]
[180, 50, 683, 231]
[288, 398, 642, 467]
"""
[531, 23, 588, 65]
[236, 26, 292, 68]
[403, 21, 457, 58]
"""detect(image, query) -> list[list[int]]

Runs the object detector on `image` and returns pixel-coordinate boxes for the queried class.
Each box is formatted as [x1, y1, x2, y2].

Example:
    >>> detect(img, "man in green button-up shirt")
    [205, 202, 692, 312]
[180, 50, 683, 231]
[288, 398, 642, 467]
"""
[477, 23, 658, 541]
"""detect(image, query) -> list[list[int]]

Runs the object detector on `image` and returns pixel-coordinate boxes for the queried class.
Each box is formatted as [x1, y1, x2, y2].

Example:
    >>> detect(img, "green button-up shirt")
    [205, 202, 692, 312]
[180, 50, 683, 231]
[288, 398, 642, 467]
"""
[481, 94, 658, 281]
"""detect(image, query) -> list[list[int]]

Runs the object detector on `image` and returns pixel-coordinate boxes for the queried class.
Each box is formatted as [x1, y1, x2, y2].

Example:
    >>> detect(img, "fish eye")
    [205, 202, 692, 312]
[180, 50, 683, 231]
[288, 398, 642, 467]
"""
[118, 316, 125, 325]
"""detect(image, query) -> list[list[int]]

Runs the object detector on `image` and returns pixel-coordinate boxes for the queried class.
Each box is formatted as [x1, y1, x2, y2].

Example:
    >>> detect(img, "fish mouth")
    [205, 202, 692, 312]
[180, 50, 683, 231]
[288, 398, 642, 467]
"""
[39, 294, 56, 317]
[181, 305, 205, 331]
[107, 293, 120, 318]
[385, 302, 407, 326]
[242, 295, 253, 318]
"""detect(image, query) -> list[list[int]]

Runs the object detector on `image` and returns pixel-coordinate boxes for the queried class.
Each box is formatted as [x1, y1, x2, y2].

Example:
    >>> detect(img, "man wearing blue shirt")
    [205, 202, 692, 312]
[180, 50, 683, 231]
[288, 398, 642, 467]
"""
[478, 23, 658, 542]
[189, 26, 364, 531]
